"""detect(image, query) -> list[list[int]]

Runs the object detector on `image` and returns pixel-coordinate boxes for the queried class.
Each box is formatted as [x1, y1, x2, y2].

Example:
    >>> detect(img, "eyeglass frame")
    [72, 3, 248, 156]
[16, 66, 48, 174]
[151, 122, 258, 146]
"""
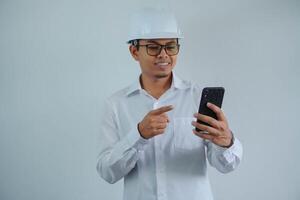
[131, 39, 180, 56]
[138, 44, 180, 56]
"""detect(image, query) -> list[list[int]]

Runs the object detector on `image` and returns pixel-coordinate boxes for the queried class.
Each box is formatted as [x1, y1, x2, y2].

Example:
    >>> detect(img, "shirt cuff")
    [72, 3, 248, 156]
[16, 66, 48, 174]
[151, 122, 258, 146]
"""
[211, 137, 239, 164]
[125, 127, 148, 152]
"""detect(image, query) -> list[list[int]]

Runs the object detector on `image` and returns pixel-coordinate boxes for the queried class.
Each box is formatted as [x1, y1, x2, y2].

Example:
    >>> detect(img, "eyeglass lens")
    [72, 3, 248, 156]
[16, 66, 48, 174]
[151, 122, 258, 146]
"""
[147, 44, 179, 56]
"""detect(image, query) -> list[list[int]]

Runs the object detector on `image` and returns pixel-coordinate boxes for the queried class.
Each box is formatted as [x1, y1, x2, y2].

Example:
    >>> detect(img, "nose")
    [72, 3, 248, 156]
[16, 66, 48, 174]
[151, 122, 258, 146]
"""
[157, 46, 169, 59]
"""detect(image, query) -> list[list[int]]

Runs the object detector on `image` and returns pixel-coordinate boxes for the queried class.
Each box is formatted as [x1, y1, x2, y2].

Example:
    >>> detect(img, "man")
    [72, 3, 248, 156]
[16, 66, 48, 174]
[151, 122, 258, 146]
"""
[97, 8, 243, 200]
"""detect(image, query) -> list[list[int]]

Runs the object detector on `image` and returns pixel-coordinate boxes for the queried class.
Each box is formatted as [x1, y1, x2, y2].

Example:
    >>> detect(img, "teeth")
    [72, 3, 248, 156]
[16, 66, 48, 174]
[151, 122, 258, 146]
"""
[156, 63, 169, 66]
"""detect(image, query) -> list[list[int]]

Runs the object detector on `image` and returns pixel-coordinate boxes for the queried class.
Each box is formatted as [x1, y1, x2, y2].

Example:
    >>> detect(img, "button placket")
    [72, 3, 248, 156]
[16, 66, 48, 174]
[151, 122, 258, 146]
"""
[155, 140, 167, 200]
[153, 99, 168, 200]
[153, 101, 159, 109]
[153, 115, 167, 200]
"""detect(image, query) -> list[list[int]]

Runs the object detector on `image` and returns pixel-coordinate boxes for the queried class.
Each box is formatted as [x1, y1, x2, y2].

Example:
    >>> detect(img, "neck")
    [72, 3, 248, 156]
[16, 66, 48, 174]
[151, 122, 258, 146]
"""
[140, 73, 173, 99]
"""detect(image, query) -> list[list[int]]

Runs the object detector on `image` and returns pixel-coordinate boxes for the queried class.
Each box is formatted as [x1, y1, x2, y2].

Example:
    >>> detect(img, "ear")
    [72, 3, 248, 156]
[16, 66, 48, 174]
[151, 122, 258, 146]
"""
[129, 45, 139, 61]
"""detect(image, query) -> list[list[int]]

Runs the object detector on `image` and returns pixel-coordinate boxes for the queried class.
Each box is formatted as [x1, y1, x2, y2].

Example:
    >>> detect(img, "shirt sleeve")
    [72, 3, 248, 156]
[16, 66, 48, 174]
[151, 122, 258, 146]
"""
[96, 99, 148, 184]
[205, 135, 243, 173]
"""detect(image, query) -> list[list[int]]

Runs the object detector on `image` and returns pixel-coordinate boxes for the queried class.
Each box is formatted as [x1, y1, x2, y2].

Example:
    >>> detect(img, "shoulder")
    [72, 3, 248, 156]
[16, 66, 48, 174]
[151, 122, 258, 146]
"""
[101, 85, 132, 116]
[177, 76, 203, 104]
[106, 85, 132, 104]
[190, 82, 202, 103]
[177, 76, 202, 94]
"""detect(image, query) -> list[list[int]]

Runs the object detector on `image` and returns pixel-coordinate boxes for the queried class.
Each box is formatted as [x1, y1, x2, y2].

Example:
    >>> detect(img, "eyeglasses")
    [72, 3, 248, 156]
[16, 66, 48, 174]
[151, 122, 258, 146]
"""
[138, 44, 180, 56]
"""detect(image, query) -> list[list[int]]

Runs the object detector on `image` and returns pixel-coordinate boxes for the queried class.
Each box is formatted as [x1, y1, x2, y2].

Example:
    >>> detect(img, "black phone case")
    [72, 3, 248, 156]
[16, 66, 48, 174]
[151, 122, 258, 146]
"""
[196, 87, 225, 132]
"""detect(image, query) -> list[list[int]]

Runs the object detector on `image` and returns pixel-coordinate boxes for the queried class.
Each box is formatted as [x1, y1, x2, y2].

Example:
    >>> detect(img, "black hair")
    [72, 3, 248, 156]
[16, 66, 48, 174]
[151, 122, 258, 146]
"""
[129, 39, 140, 50]
[129, 38, 179, 51]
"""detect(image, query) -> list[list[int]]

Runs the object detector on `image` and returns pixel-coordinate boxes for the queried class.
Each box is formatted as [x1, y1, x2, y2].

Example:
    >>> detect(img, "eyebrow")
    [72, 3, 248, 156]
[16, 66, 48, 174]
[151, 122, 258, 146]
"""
[145, 40, 177, 45]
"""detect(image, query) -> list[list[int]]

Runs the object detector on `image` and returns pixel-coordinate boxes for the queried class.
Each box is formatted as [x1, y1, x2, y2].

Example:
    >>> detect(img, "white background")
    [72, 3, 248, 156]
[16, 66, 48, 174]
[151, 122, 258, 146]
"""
[0, 0, 299, 199]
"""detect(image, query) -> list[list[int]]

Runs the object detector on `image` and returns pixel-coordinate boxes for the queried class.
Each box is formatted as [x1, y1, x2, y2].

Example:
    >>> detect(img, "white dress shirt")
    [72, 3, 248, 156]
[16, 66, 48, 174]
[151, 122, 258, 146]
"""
[96, 73, 243, 200]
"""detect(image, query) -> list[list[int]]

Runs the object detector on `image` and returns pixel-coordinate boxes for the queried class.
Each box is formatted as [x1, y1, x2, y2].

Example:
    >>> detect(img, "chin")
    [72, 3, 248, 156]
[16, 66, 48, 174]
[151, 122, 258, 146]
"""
[154, 72, 170, 79]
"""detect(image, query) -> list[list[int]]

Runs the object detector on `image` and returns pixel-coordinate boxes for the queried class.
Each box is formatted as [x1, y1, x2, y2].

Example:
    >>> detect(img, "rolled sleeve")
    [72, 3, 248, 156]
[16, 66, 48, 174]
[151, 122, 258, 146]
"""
[206, 137, 243, 173]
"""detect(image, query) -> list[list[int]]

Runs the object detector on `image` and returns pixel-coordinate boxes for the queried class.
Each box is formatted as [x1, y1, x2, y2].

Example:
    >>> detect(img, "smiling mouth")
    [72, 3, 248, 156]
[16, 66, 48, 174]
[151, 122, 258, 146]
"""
[155, 62, 170, 67]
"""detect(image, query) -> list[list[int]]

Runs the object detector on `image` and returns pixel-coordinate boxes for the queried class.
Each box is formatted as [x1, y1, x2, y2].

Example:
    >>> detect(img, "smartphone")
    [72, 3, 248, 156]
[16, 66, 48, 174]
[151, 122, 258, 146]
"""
[196, 87, 225, 132]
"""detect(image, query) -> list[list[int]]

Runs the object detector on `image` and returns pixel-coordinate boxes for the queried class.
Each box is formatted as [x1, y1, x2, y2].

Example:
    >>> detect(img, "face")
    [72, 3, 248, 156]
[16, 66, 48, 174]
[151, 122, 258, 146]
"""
[129, 38, 179, 79]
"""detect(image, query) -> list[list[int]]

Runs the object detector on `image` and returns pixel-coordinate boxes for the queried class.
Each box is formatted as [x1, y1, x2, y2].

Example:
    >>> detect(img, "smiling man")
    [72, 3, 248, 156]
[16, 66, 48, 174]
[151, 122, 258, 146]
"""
[97, 8, 243, 200]
[129, 38, 178, 100]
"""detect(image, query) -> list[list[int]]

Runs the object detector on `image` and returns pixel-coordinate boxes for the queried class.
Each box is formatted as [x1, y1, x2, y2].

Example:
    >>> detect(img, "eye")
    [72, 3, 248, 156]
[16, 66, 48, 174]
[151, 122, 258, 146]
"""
[147, 45, 160, 50]
[166, 45, 177, 50]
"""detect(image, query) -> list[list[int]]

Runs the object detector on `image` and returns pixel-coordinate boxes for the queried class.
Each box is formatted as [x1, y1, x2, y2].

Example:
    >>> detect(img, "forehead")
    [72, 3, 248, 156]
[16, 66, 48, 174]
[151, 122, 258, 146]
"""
[140, 38, 177, 44]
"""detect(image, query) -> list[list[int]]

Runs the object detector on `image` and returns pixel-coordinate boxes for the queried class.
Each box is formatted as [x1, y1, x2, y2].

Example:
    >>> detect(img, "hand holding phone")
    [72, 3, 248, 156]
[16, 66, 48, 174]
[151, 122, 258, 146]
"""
[195, 87, 225, 132]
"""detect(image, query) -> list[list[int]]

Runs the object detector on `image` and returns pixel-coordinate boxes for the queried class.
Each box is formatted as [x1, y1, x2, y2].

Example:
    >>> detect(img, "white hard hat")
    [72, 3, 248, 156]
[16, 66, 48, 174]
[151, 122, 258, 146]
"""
[127, 8, 183, 43]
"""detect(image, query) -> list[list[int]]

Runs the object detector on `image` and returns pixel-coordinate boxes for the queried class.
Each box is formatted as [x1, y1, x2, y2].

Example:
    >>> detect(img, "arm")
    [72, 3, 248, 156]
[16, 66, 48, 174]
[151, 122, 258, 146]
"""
[96, 100, 147, 184]
[192, 102, 243, 173]
[205, 134, 243, 173]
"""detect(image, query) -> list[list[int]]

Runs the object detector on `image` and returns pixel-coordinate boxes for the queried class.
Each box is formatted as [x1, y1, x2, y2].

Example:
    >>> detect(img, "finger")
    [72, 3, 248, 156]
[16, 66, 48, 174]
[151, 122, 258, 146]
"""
[191, 121, 220, 136]
[153, 122, 168, 129]
[151, 105, 174, 115]
[153, 128, 166, 135]
[159, 113, 170, 122]
[193, 130, 214, 140]
[151, 114, 168, 123]
[207, 102, 227, 122]
[193, 113, 220, 129]
[155, 116, 169, 123]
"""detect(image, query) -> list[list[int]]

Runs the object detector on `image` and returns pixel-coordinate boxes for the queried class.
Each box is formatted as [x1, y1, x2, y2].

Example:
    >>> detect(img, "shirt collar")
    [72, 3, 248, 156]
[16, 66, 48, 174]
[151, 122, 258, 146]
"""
[126, 72, 189, 96]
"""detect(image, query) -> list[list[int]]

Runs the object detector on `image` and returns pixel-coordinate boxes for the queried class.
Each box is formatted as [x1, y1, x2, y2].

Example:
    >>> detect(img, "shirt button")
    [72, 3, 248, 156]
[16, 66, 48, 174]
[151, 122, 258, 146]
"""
[153, 102, 159, 109]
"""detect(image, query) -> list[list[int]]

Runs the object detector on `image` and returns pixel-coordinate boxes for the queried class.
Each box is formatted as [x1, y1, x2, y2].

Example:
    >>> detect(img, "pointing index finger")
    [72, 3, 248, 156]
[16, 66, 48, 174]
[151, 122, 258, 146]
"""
[151, 105, 174, 115]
